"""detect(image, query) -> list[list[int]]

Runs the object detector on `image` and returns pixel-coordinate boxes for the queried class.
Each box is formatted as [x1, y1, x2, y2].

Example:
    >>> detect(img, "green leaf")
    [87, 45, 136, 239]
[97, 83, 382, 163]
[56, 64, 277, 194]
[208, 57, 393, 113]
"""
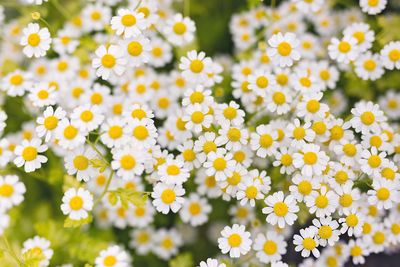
[169, 252, 193, 267]
[64, 214, 93, 228]
[108, 192, 118, 206]
[22, 248, 46, 267]
[113, 188, 148, 209]
[90, 158, 108, 173]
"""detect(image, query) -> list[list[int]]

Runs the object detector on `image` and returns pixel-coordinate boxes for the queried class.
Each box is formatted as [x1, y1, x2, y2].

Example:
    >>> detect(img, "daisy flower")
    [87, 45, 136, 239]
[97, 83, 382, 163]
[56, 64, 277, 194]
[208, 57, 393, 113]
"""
[28, 82, 58, 108]
[0, 175, 26, 211]
[267, 32, 301, 68]
[289, 173, 319, 202]
[248, 69, 276, 96]
[94, 245, 132, 267]
[367, 179, 400, 210]
[293, 227, 320, 258]
[61, 187, 93, 220]
[64, 147, 97, 182]
[111, 8, 146, 38]
[183, 103, 213, 133]
[179, 50, 212, 85]
[100, 117, 128, 149]
[71, 104, 105, 133]
[253, 231, 287, 264]
[218, 224, 252, 258]
[179, 193, 211, 226]
[158, 158, 190, 185]
[163, 13, 196, 46]
[14, 138, 48, 173]
[203, 148, 236, 181]
[347, 238, 369, 265]
[250, 124, 279, 157]
[355, 52, 384, 81]
[151, 182, 185, 214]
[328, 36, 359, 64]
[55, 119, 86, 150]
[339, 207, 365, 237]
[359, 147, 388, 177]
[92, 44, 127, 80]
[198, 258, 226, 267]
[20, 23, 51, 58]
[217, 126, 248, 151]
[36, 106, 66, 142]
[2, 70, 33, 97]
[293, 144, 329, 176]
[310, 217, 340, 247]
[119, 36, 151, 67]
[125, 118, 158, 149]
[262, 191, 299, 228]
[305, 185, 338, 218]
[22, 236, 53, 267]
[360, 0, 387, 15]
[236, 176, 264, 207]
[153, 228, 183, 260]
[111, 146, 146, 180]
[380, 41, 400, 70]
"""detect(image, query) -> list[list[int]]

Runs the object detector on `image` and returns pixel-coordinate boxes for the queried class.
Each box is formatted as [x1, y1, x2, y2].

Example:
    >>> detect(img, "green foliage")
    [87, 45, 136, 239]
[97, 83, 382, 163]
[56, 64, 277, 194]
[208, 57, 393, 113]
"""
[64, 214, 93, 228]
[110, 188, 149, 209]
[169, 252, 193, 267]
[22, 249, 46, 267]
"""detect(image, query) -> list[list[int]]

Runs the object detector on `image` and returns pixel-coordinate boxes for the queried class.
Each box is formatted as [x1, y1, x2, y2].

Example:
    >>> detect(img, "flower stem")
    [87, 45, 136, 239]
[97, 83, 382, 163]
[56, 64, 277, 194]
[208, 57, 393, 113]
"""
[93, 170, 114, 207]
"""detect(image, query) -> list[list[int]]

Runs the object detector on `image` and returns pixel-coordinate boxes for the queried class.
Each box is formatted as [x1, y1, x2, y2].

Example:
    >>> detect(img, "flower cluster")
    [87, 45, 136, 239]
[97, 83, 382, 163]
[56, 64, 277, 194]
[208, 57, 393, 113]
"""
[0, 0, 399, 266]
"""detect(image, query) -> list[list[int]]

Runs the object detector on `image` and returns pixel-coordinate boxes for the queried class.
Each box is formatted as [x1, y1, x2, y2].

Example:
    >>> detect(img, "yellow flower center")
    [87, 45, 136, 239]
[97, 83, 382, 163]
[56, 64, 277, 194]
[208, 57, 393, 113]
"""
[64, 125, 78, 140]
[340, 194, 353, 207]
[302, 237, 316, 250]
[277, 41, 292, 56]
[80, 110, 93, 122]
[259, 134, 273, 148]
[276, 74, 288, 85]
[335, 171, 348, 184]
[227, 128, 241, 142]
[312, 121, 327, 135]
[245, 186, 258, 199]
[37, 90, 49, 100]
[363, 59, 376, 71]
[338, 41, 351, 53]
[273, 201, 288, 216]
[27, 33, 40, 47]
[343, 144, 357, 157]
[173, 22, 187, 35]
[22, 146, 37, 161]
[121, 14, 136, 26]
[189, 203, 201, 215]
[44, 116, 58, 130]
[69, 196, 83, 210]
[127, 41, 142, 56]
[360, 111, 375, 125]
[190, 59, 204, 73]
[213, 158, 227, 171]
[350, 245, 362, 257]
[306, 100, 320, 113]
[183, 149, 195, 162]
[91, 11, 101, 21]
[203, 141, 216, 154]
[191, 111, 204, 124]
[263, 240, 277, 255]
[273, 92, 286, 105]
[368, 155, 381, 168]
[373, 231, 385, 244]
[315, 195, 328, 208]
[300, 77, 311, 87]
[223, 107, 237, 120]
[376, 187, 390, 200]
[281, 154, 292, 166]
[381, 168, 395, 180]
[190, 91, 204, 104]
[166, 165, 180, 176]
[293, 127, 305, 140]
[120, 155, 136, 170]
[256, 76, 268, 88]
[303, 152, 317, 165]
[330, 125, 344, 140]
[108, 126, 123, 139]
[389, 49, 400, 61]
[298, 180, 312, 195]
[161, 189, 176, 204]
[10, 74, 23, 86]
[318, 225, 333, 239]
[152, 47, 163, 57]
[73, 155, 89, 170]
[228, 234, 242, 247]
[0, 184, 14, 197]
[346, 214, 359, 227]
[353, 31, 365, 43]
[320, 70, 330, 81]
[103, 255, 117, 266]
[133, 125, 149, 140]
[101, 54, 116, 68]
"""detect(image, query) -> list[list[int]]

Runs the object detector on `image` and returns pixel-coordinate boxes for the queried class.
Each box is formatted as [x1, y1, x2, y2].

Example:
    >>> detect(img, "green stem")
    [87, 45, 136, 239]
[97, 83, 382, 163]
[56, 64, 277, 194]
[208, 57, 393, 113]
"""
[93, 170, 114, 207]
[86, 139, 109, 166]
[271, 0, 276, 8]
